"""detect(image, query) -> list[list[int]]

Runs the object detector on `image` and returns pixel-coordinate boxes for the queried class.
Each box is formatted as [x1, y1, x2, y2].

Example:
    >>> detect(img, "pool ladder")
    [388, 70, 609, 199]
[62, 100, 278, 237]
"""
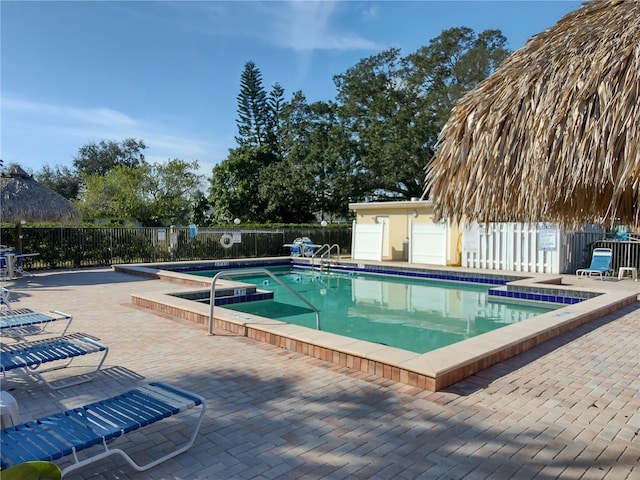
[312, 244, 340, 269]
[207, 268, 321, 335]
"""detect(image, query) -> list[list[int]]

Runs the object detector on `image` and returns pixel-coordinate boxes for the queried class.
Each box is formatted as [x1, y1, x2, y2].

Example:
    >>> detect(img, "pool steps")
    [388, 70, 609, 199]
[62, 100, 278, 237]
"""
[171, 285, 274, 306]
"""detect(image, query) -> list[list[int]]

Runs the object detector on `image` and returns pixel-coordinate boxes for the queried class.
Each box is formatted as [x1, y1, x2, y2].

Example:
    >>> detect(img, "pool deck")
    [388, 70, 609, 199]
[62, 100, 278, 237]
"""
[2, 267, 639, 479]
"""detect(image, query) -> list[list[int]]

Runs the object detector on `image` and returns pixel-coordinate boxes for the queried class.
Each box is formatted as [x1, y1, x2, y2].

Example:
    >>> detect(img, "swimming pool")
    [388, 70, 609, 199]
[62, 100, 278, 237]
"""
[192, 266, 557, 354]
[121, 258, 636, 391]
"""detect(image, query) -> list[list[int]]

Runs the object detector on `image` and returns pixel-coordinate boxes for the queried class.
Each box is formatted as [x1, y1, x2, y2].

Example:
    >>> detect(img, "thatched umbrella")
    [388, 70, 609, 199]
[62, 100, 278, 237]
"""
[0, 165, 81, 252]
[424, 0, 640, 228]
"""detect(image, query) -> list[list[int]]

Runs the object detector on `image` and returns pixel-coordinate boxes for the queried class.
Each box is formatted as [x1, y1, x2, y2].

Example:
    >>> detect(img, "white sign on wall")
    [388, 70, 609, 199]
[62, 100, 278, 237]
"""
[538, 225, 558, 251]
[462, 224, 480, 253]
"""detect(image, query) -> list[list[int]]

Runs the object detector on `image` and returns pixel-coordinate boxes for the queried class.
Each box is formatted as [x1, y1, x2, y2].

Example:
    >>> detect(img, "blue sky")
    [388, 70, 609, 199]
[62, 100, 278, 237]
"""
[1, 0, 583, 179]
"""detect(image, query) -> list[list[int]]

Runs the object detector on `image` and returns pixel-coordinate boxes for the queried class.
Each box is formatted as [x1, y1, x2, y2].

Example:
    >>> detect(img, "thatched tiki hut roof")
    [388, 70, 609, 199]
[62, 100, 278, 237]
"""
[424, 0, 640, 228]
[0, 165, 81, 224]
[1, 165, 81, 251]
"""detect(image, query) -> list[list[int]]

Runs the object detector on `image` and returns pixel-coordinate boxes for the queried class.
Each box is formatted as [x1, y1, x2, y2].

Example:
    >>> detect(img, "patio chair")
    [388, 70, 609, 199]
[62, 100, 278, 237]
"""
[576, 247, 613, 280]
[0, 256, 8, 280]
[0, 310, 72, 340]
[13, 251, 39, 276]
[287, 237, 319, 257]
[0, 249, 38, 278]
[0, 332, 108, 389]
[0, 288, 14, 315]
[0, 382, 206, 477]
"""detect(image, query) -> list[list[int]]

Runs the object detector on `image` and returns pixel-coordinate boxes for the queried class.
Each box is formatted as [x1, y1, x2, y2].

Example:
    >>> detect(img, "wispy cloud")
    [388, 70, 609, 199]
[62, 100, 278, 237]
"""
[360, 4, 379, 23]
[272, 2, 381, 52]
[1, 96, 227, 177]
[164, 1, 382, 52]
[3, 97, 138, 129]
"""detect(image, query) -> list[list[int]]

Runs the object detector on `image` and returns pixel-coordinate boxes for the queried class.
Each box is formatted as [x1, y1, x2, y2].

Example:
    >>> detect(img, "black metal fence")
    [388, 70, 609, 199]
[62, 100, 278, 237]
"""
[0, 226, 352, 271]
[592, 239, 640, 272]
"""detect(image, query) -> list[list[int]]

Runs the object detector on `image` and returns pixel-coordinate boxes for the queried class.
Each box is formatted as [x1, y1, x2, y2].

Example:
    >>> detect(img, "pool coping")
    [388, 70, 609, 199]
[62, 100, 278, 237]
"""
[116, 258, 638, 391]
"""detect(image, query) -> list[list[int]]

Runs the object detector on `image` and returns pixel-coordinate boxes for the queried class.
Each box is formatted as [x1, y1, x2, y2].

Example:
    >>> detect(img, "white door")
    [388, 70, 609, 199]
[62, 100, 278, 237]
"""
[375, 216, 389, 259]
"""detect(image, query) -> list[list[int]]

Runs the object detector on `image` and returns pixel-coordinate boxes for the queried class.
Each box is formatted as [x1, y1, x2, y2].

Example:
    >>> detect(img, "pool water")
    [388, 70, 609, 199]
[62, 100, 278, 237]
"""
[197, 267, 558, 354]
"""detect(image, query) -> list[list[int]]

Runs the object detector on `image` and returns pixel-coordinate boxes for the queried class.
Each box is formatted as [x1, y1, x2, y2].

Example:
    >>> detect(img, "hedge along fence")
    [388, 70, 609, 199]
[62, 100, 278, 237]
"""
[0, 226, 353, 271]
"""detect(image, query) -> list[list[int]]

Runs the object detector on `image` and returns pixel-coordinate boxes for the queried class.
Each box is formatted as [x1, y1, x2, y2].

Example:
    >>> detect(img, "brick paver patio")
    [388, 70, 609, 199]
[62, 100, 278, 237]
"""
[2, 268, 638, 479]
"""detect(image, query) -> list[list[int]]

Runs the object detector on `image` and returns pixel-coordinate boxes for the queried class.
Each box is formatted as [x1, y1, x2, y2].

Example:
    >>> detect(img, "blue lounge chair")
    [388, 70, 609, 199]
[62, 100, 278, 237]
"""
[0, 310, 72, 340]
[286, 237, 320, 257]
[576, 248, 613, 280]
[0, 382, 206, 477]
[0, 332, 108, 389]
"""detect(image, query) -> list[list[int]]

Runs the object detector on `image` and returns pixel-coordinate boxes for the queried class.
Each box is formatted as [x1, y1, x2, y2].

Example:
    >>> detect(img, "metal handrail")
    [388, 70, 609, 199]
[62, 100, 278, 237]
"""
[311, 244, 330, 262]
[208, 268, 321, 335]
[321, 244, 340, 262]
[311, 244, 340, 266]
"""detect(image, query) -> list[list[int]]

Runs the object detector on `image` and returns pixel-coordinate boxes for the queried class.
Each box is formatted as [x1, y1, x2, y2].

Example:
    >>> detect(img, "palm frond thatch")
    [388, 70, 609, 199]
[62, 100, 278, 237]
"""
[0, 166, 81, 224]
[424, 0, 640, 228]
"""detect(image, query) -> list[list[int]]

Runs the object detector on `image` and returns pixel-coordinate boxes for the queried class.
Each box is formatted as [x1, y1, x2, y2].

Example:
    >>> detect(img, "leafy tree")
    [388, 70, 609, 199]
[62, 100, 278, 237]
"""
[215, 62, 290, 223]
[35, 164, 81, 200]
[235, 61, 269, 148]
[257, 160, 316, 223]
[142, 159, 202, 226]
[257, 91, 315, 222]
[406, 27, 510, 124]
[334, 48, 427, 200]
[265, 92, 363, 222]
[79, 165, 147, 222]
[215, 29, 508, 222]
[191, 191, 212, 226]
[78, 158, 202, 226]
[73, 138, 147, 177]
[334, 28, 510, 201]
[208, 145, 276, 223]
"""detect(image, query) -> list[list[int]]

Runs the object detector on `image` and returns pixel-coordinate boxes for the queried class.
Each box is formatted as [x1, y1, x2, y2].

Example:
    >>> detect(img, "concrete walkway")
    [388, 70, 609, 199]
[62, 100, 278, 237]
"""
[2, 268, 639, 480]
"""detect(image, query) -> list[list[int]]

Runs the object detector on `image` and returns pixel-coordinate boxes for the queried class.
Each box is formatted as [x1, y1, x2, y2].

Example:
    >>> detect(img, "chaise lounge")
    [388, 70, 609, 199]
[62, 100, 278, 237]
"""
[0, 332, 108, 389]
[0, 310, 72, 340]
[576, 247, 613, 280]
[0, 382, 206, 477]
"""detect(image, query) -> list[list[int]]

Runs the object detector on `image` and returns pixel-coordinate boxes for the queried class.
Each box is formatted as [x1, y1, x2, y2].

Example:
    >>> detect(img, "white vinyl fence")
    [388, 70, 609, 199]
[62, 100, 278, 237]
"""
[351, 221, 384, 261]
[410, 222, 448, 265]
[462, 223, 603, 274]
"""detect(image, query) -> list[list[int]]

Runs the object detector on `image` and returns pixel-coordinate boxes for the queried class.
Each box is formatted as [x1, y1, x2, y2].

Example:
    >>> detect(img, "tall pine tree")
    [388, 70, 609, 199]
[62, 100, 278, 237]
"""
[235, 61, 269, 147]
[266, 82, 285, 157]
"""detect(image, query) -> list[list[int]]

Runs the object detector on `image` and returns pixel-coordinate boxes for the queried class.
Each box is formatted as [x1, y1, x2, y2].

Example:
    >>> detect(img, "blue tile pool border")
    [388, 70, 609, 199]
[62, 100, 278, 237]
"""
[168, 258, 290, 274]
[164, 258, 599, 306]
[291, 260, 600, 305]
